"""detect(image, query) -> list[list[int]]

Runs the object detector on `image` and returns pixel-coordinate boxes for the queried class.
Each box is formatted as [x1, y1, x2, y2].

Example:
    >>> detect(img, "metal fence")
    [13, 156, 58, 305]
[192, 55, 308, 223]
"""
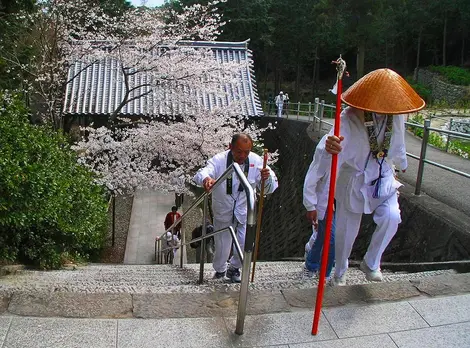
[264, 99, 470, 196]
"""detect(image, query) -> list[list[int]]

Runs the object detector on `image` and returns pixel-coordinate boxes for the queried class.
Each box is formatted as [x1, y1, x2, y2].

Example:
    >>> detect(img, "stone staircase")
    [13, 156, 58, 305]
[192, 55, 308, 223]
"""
[0, 261, 456, 295]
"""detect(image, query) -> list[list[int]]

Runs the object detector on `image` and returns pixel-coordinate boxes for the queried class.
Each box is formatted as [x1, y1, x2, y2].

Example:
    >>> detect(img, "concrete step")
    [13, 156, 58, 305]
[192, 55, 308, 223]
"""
[0, 261, 456, 294]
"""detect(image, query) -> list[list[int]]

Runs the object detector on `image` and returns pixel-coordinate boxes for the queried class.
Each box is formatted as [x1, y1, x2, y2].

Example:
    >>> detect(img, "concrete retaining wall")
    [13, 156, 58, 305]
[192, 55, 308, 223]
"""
[258, 117, 470, 262]
[416, 68, 470, 106]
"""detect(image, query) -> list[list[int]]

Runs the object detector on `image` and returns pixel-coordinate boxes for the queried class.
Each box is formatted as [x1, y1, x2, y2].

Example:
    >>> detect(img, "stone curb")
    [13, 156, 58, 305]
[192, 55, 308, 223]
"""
[1, 273, 469, 319]
[0, 265, 25, 277]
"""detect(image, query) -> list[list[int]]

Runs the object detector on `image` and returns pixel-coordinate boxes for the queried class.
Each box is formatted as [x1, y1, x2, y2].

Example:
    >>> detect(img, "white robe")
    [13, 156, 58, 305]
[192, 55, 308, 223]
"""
[303, 134, 331, 221]
[193, 150, 278, 272]
[328, 107, 407, 214]
[321, 107, 408, 276]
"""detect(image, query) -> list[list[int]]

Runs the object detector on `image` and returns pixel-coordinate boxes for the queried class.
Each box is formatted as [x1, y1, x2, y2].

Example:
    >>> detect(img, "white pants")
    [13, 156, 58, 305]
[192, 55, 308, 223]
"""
[277, 104, 283, 117]
[334, 191, 401, 277]
[212, 218, 246, 272]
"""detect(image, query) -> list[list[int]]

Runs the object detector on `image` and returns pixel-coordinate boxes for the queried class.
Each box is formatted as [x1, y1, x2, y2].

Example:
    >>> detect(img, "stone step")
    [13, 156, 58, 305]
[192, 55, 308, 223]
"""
[0, 261, 457, 294]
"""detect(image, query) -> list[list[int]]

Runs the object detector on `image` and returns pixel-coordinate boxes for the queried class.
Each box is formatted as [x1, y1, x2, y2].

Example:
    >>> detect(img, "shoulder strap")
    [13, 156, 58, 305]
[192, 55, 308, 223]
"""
[226, 151, 250, 194]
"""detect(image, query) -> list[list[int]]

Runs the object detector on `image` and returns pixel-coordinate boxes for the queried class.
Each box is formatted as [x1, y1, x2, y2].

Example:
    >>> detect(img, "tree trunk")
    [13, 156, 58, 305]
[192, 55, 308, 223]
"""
[263, 62, 268, 99]
[356, 40, 366, 78]
[312, 46, 318, 98]
[414, 30, 422, 82]
[461, 34, 466, 67]
[385, 40, 388, 67]
[295, 45, 301, 101]
[443, 15, 447, 66]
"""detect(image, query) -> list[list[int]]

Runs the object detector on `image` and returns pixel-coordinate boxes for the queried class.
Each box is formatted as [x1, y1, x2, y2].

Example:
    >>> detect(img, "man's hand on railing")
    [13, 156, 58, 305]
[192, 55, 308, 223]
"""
[203, 177, 216, 192]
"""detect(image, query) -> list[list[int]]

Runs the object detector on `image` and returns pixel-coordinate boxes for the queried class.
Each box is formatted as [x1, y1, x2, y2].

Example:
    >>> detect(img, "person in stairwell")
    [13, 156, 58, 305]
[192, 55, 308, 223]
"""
[302, 134, 336, 280]
[164, 206, 182, 239]
[275, 91, 284, 117]
[193, 133, 278, 283]
[324, 68, 425, 286]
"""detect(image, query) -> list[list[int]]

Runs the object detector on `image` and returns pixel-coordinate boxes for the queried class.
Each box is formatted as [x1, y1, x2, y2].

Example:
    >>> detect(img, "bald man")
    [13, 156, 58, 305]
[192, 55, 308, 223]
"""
[193, 133, 278, 283]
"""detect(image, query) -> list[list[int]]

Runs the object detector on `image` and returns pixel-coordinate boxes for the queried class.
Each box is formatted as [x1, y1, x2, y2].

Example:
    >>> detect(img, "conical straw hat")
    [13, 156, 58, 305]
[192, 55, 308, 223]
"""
[341, 68, 425, 114]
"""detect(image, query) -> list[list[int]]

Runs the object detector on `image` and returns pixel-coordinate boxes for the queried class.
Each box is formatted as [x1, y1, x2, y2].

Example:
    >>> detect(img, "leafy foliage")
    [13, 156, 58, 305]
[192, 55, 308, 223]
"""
[429, 66, 470, 86]
[406, 79, 432, 103]
[0, 94, 108, 269]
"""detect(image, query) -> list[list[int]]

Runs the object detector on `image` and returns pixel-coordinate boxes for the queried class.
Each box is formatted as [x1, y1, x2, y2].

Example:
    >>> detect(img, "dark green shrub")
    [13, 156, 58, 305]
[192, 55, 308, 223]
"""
[406, 78, 432, 103]
[429, 66, 470, 86]
[0, 94, 108, 269]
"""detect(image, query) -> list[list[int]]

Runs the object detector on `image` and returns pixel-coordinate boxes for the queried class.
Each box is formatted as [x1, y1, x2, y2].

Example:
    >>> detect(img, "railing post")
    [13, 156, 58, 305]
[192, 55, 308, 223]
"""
[319, 99, 325, 132]
[314, 97, 319, 129]
[180, 217, 185, 269]
[156, 239, 160, 264]
[308, 102, 312, 121]
[445, 118, 453, 152]
[198, 195, 209, 284]
[234, 163, 256, 336]
[415, 119, 431, 195]
[112, 194, 116, 246]
[297, 102, 300, 120]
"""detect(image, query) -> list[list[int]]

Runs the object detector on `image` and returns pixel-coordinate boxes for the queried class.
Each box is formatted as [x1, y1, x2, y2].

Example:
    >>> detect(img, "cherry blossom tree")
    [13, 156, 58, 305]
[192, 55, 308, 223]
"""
[64, 0, 277, 195]
[4, 0, 276, 195]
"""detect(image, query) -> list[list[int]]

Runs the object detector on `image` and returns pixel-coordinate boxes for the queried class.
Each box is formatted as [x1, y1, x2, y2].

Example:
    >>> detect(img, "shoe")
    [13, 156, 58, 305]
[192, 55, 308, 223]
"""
[330, 272, 347, 286]
[225, 267, 241, 283]
[360, 260, 383, 282]
[301, 265, 315, 280]
[214, 271, 226, 279]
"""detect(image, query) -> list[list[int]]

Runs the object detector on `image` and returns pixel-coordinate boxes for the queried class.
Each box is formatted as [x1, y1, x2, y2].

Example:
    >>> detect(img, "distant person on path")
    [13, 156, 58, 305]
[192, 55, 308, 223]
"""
[190, 221, 215, 263]
[193, 133, 278, 283]
[164, 206, 182, 239]
[275, 91, 284, 117]
[324, 68, 425, 286]
[283, 93, 290, 116]
[302, 134, 336, 280]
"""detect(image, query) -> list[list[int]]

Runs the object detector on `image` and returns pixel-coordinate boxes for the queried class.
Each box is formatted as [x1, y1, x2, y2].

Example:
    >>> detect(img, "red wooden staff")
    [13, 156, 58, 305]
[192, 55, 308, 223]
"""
[312, 55, 347, 335]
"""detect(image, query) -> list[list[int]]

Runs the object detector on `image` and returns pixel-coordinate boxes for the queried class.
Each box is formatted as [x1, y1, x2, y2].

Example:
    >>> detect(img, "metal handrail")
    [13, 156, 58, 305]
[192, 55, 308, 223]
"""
[157, 225, 244, 265]
[308, 110, 470, 195]
[279, 97, 470, 196]
[155, 162, 255, 335]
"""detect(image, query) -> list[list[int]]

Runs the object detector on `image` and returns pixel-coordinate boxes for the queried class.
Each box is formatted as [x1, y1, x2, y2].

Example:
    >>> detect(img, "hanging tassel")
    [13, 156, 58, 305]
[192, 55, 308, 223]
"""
[372, 158, 385, 198]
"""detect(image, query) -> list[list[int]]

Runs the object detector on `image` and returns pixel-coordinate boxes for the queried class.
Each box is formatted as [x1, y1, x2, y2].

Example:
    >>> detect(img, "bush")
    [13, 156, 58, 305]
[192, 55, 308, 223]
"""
[0, 94, 108, 269]
[406, 78, 432, 103]
[429, 66, 470, 86]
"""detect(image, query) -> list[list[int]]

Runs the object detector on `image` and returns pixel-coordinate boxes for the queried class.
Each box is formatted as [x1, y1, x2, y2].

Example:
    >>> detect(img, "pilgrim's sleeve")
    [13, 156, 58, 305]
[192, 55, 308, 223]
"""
[193, 154, 219, 186]
[303, 136, 329, 212]
[390, 115, 408, 170]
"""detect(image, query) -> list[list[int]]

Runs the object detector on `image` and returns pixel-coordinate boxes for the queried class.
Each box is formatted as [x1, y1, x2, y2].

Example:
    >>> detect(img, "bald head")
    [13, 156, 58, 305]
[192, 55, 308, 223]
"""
[230, 133, 253, 164]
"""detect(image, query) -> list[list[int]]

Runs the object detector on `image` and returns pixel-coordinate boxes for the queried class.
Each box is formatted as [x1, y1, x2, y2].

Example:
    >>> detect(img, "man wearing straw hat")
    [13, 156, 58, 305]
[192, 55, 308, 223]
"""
[324, 68, 425, 286]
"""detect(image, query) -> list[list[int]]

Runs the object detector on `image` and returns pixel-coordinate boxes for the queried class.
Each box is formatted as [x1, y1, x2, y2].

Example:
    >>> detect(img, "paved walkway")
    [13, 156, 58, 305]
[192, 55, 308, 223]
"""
[123, 190, 175, 264]
[0, 293, 469, 347]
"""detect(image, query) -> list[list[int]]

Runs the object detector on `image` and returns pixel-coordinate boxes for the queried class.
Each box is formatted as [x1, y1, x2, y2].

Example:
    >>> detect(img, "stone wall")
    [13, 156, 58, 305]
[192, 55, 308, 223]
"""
[257, 117, 470, 262]
[256, 118, 317, 260]
[416, 68, 470, 106]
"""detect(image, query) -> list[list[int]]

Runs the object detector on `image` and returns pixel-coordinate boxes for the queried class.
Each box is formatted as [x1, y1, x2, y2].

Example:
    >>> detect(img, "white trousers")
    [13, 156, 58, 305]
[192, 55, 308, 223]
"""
[212, 218, 246, 272]
[334, 191, 401, 277]
[277, 104, 283, 117]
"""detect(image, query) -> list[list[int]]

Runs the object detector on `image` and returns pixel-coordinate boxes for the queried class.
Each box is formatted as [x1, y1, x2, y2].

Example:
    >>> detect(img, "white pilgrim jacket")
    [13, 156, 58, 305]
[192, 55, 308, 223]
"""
[193, 150, 278, 224]
[303, 135, 331, 221]
[321, 107, 408, 214]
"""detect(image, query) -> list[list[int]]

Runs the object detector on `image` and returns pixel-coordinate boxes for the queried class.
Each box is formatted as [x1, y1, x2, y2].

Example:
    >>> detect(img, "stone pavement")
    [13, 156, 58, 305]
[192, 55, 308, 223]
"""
[123, 190, 175, 264]
[0, 292, 469, 347]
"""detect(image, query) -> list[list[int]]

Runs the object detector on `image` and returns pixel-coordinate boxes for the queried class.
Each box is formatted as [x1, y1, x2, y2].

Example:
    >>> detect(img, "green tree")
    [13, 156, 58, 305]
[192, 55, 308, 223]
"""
[0, 94, 108, 268]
